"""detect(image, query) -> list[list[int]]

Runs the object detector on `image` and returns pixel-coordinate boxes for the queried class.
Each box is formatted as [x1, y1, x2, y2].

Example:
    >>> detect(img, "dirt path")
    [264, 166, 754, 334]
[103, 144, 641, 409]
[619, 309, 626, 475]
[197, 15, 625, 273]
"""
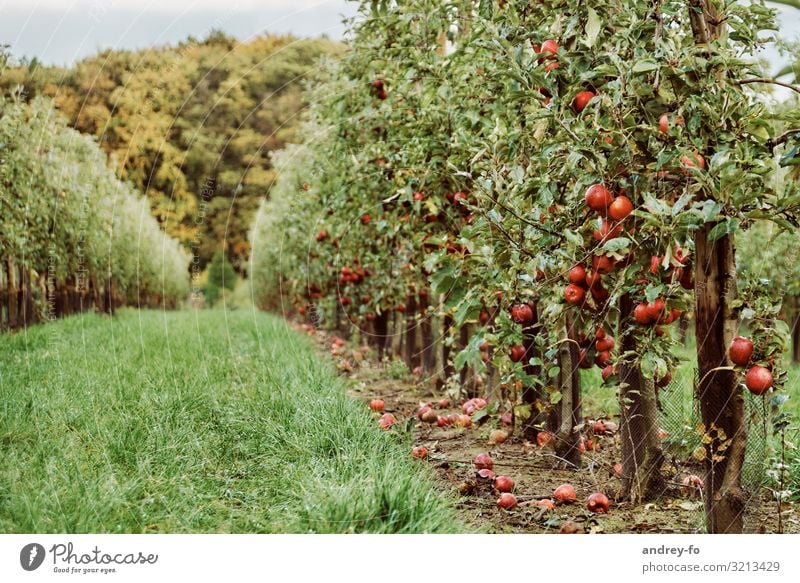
[303, 324, 798, 534]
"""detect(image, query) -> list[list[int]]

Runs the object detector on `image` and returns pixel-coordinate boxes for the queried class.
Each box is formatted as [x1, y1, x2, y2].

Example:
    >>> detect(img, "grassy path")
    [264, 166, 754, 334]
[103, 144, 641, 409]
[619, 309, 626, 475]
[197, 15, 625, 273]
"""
[0, 309, 459, 533]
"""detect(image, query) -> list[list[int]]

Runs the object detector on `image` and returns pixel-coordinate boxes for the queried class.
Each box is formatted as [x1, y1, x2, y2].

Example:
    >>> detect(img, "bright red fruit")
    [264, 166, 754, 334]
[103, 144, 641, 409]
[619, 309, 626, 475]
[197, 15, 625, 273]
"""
[729, 336, 754, 366]
[573, 90, 596, 113]
[584, 184, 614, 212]
[645, 298, 666, 322]
[568, 264, 587, 285]
[474, 453, 494, 470]
[511, 303, 535, 324]
[608, 195, 633, 220]
[497, 493, 518, 510]
[659, 112, 669, 134]
[413, 191, 424, 201]
[541, 39, 559, 56]
[360, 214, 371, 225]
[553, 483, 577, 503]
[536, 431, 555, 447]
[745, 365, 773, 395]
[592, 255, 615, 275]
[681, 152, 706, 171]
[378, 413, 397, 430]
[595, 336, 615, 352]
[587, 492, 610, 513]
[564, 284, 586, 306]
[495, 475, 515, 493]
[411, 446, 428, 459]
[510, 345, 527, 363]
[315, 229, 328, 242]
[634, 303, 654, 325]
[369, 399, 385, 412]
[601, 365, 615, 382]
[595, 350, 612, 367]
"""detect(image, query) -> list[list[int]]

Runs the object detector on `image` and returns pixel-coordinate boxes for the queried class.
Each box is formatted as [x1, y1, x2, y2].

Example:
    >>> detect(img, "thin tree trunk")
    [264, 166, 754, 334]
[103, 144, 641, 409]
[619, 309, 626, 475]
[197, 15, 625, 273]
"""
[404, 296, 418, 370]
[521, 303, 547, 441]
[552, 318, 582, 468]
[695, 225, 746, 533]
[791, 301, 800, 363]
[689, 0, 747, 534]
[618, 294, 667, 502]
[442, 314, 455, 382]
[419, 292, 436, 375]
[374, 311, 390, 360]
[7, 259, 18, 329]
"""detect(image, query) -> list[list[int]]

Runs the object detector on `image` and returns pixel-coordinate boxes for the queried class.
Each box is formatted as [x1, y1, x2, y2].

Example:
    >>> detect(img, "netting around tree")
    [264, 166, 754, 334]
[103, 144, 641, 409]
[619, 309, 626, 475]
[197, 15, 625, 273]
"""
[656, 369, 768, 532]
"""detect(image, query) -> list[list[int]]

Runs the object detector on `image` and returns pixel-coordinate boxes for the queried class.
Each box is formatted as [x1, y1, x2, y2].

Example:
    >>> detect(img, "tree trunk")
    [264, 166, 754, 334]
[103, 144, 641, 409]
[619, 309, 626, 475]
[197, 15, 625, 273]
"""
[791, 302, 800, 363]
[688, 0, 747, 534]
[7, 259, 18, 329]
[373, 311, 390, 360]
[442, 314, 455, 382]
[695, 225, 746, 533]
[418, 292, 436, 375]
[618, 294, 667, 502]
[404, 296, 419, 371]
[552, 318, 582, 468]
[520, 303, 547, 441]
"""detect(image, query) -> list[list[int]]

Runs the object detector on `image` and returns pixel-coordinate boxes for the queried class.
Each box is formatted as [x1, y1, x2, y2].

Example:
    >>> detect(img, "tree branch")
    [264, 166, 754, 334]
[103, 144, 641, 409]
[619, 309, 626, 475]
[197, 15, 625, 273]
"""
[768, 128, 800, 149]
[738, 77, 800, 95]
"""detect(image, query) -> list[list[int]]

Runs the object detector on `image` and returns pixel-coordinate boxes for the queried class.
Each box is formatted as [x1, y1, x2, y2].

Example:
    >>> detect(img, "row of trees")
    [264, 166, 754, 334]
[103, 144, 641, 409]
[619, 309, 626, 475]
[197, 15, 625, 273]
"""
[1, 32, 342, 272]
[0, 93, 190, 328]
[251, 0, 800, 532]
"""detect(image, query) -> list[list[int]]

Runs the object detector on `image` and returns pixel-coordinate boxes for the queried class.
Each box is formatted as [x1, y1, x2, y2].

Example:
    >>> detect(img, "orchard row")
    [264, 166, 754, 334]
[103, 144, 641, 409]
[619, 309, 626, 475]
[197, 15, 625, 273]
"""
[0, 96, 190, 328]
[250, 0, 800, 532]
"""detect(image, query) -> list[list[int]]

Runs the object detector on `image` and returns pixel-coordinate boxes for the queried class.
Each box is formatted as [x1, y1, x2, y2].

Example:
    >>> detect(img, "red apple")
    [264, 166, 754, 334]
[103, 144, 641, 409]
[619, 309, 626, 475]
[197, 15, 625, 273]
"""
[510, 303, 535, 324]
[568, 264, 587, 285]
[495, 475, 515, 493]
[536, 431, 555, 447]
[592, 254, 615, 275]
[587, 492, 610, 513]
[584, 184, 614, 213]
[510, 345, 527, 362]
[496, 493, 518, 510]
[601, 365, 615, 382]
[369, 399, 385, 412]
[596, 336, 615, 352]
[608, 195, 633, 221]
[412, 446, 428, 459]
[745, 365, 773, 395]
[473, 453, 494, 470]
[378, 413, 397, 430]
[553, 483, 577, 502]
[634, 303, 655, 325]
[564, 284, 586, 306]
[729, 336, 754, 366]
[540, 39, 559, 56]
[573, 90, 596, 113]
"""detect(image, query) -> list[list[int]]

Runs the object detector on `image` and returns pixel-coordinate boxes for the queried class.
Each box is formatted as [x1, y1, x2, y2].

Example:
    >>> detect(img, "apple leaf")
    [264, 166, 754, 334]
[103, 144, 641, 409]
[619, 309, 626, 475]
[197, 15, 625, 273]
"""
[585, 8, 601, 47]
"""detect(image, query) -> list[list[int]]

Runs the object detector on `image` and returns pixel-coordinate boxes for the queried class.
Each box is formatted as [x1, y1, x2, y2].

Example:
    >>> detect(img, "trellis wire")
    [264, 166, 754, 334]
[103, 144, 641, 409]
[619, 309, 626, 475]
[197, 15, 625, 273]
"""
[656, 369, 767, 532]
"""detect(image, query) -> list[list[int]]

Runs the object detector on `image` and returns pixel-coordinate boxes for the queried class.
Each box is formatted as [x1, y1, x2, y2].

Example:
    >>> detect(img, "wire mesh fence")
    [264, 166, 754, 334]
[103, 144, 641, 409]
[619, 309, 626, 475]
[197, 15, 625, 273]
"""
[657, 369, 768, 533]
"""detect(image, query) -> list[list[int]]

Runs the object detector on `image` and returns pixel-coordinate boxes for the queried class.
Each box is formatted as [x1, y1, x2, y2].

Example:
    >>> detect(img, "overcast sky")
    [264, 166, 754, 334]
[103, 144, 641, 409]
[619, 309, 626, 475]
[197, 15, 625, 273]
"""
[0, 0, 798, 68]
[0, 0, 359, 65]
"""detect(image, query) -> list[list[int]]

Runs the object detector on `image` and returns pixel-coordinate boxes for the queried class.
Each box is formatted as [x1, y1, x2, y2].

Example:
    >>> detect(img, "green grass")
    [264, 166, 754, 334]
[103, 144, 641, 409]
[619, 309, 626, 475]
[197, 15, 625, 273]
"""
[0, 309, 460, 533]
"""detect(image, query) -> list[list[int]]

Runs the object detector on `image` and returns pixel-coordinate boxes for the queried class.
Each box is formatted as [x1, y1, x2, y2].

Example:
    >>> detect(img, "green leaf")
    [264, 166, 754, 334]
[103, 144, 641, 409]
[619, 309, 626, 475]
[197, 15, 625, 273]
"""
[585, 8, 601, 47]
[708, 219, 740, 241]
[602, 237, 631, 253]
[549, 391, 563, 404]
[548, 366, 560, 379]
[632, 59, 658, 73]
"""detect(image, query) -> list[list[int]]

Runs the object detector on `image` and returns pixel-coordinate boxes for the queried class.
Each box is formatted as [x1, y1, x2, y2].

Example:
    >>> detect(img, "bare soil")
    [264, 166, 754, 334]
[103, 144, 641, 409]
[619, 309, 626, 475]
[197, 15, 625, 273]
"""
[304, 325, 799, 534]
